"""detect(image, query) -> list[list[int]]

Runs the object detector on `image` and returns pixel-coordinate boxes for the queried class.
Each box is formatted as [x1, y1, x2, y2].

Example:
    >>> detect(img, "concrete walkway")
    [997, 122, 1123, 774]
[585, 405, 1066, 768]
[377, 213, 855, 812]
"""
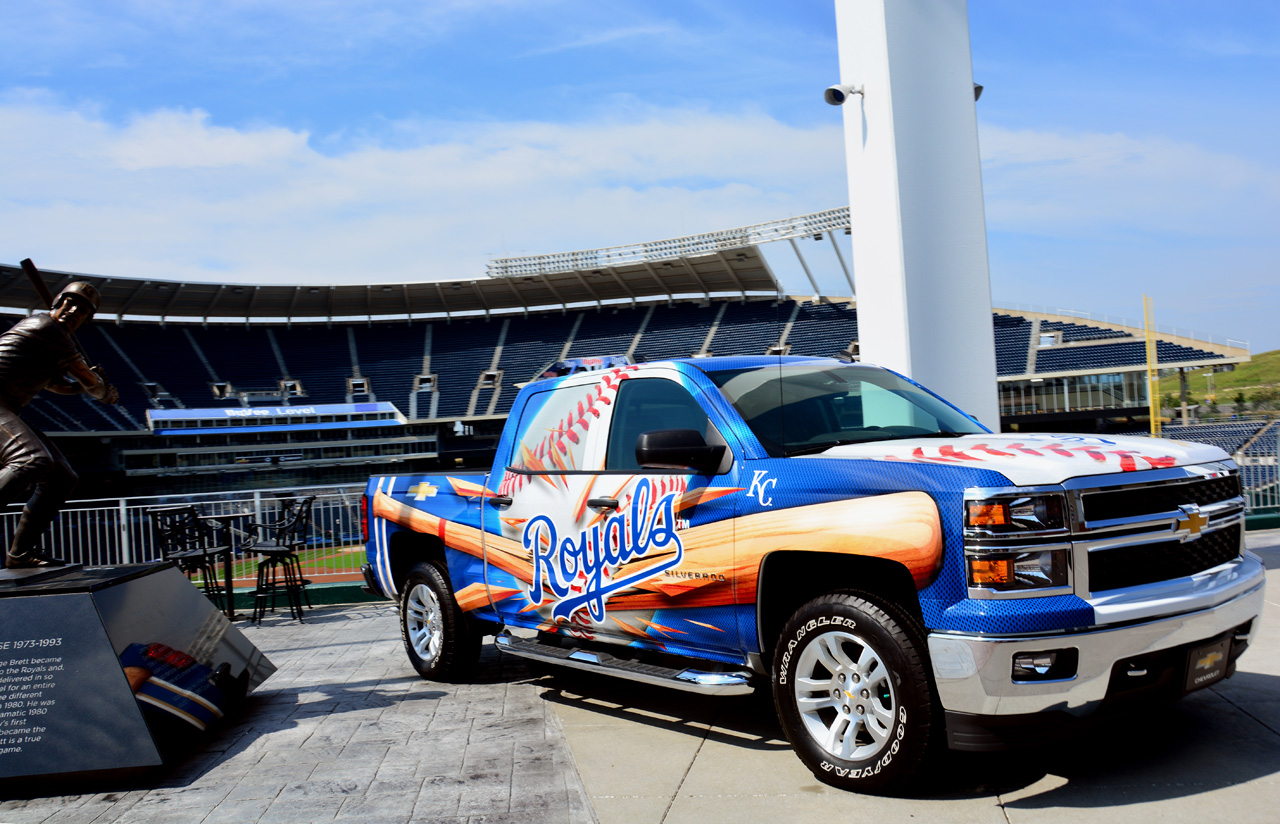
[2, 530, 1279, 823]
[0, 607, 593, 823]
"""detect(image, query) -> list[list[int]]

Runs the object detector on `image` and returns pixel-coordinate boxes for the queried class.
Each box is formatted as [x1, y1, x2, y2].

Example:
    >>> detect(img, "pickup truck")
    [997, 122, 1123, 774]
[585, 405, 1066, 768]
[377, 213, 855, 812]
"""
[361, 355, 1264, 792]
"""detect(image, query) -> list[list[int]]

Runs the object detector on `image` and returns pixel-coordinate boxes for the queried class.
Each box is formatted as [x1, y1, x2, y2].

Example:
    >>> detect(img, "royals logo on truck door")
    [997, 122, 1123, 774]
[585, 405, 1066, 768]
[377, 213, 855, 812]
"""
[369, 362, 947, 662]
[487, 368, 716, 646]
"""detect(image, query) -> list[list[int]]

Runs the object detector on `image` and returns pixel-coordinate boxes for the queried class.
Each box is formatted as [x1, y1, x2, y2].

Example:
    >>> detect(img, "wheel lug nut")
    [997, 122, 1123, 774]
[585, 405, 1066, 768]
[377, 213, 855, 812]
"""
[861, 689, 870, 698]
[856, 705, 864, 714]
[842, 705, 850, 714]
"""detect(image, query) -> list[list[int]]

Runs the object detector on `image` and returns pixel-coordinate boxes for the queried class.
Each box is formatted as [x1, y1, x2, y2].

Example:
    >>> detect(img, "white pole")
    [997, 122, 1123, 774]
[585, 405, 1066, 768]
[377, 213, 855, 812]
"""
[833, 0, 1001, 430]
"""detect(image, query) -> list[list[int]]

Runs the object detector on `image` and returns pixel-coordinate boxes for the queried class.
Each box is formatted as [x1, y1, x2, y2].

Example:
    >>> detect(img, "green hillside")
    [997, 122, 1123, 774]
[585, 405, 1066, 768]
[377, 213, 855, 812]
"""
[1175, 349, 1280, 403]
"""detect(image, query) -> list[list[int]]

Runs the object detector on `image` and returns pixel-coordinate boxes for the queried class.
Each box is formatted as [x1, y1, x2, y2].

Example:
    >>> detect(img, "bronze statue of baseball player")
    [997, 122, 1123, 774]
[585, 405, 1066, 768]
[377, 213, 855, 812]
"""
[0, 281, 119, 568]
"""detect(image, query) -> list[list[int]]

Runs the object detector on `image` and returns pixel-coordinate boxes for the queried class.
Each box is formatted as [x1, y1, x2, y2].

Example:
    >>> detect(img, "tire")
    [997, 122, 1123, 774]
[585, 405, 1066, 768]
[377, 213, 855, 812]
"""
[400, 561, 480, 682]
[772, 592, 933, 794]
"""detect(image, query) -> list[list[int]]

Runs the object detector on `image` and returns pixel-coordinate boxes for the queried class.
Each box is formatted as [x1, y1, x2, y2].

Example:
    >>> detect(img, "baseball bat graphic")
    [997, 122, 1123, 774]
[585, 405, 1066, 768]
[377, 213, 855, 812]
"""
[372, 490, 942, 613]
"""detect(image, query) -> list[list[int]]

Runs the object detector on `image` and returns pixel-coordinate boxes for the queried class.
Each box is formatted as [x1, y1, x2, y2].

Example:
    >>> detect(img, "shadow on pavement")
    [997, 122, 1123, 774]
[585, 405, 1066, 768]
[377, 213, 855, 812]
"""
[534, 668, 792, 753]
[532, 664, 1280, 805]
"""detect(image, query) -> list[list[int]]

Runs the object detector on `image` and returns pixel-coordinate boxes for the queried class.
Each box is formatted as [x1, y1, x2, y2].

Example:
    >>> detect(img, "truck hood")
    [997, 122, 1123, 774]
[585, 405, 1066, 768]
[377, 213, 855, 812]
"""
[815, 432, 1229, 486]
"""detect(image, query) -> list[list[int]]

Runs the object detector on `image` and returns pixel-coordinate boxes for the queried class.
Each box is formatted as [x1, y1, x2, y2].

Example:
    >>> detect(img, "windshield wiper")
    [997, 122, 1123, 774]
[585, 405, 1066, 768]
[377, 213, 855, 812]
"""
[784, 439, 863, 457]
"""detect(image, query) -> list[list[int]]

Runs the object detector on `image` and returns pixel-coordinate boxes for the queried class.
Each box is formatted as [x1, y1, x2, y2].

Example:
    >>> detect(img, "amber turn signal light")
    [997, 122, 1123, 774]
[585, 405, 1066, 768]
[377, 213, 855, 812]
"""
[966, 501, 1009, 527]
[968, 558, 1011, 585]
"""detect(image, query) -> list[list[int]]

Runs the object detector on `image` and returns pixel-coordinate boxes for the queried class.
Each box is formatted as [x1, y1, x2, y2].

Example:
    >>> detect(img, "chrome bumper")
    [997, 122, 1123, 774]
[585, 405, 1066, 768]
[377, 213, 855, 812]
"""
[928, 552, 1266, 716]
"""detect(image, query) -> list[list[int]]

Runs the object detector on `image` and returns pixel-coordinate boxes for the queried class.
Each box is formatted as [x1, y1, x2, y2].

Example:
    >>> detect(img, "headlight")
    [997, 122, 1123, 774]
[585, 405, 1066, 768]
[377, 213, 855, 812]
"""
[966, 548, 1069, 592]
[965, 494, 1066, 535]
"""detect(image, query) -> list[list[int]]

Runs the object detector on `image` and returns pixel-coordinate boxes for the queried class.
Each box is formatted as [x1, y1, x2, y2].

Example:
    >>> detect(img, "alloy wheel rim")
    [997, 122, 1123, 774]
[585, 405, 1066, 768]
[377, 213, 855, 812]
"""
[793, 629, 897, 761]
[406, 583, 443, 665]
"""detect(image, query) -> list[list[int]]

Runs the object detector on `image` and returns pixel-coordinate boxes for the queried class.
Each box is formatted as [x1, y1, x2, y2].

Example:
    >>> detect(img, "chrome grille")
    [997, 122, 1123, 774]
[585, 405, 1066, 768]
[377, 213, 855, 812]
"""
[1088, 523, 1242, 592]
[1081, 475, 1241, 523]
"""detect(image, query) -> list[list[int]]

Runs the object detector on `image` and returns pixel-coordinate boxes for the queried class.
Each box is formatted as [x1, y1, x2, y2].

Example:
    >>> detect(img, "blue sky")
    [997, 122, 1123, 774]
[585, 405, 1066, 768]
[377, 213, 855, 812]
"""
[1, 1, 1276, 351]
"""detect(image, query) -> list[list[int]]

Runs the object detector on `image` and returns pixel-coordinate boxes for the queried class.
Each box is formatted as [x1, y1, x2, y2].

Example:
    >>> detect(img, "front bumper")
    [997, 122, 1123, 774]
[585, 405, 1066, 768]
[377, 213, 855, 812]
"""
[928, 552, 1265, 717]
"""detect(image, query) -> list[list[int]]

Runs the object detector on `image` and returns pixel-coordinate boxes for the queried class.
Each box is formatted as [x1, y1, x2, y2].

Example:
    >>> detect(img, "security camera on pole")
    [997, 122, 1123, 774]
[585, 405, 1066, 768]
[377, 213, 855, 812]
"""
[829, 0, 1000, 431]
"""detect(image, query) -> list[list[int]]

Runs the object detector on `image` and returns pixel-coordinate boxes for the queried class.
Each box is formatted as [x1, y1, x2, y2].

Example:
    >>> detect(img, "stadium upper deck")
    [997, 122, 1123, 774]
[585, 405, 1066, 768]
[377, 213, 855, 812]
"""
[0, 207, 1251, 494]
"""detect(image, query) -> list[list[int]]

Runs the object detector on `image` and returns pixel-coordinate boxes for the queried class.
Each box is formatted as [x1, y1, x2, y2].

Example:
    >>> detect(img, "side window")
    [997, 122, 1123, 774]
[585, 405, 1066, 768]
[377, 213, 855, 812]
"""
[606, 378, 713, 470]
[506, 380, 602, 473]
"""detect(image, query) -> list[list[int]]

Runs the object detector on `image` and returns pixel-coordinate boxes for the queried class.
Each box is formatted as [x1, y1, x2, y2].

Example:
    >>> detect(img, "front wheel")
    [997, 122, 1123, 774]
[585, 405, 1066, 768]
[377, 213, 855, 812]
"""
[400, 561, 480, 681]
[772, 593, 934, 794]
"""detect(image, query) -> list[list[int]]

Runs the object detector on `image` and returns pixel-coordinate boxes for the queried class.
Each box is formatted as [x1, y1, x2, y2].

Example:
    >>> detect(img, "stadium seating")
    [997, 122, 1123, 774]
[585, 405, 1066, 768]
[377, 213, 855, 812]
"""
[493, 313, 579, 414]
[1242, 465, 1277, 489]
[701, 301, 790, 356]
[0, 304, 1244, 437]
[566, 306, 647, 360]
[1120, 420, 1270, 455]
[787, 302, 859, 358]
[1039, 320, 1131, 343]
[630, 303, 719, 361]
[1036, 340, 1224, 373]
[994, 314, 1032, 376]
[1244, 421, 1279, 457]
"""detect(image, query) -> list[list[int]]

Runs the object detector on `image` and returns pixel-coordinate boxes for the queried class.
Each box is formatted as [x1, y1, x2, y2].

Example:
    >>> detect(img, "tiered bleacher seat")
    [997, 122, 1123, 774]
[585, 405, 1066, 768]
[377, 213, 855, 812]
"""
[352, 323, 425, 412]
[99, 323, 210, 407]
[1242, 465, 1277, 489]
[1155, 421, 1268, 455]
[1244, 422, 1278, 458]
[1040, 320, 1131, 343]
[20, 314, 148, 430]
[632, 304, 718, 361]
[994, 314, 1032, 376]
[494, 314, 579, 414]
[788, 303, 858, 358]
[1037, 340, 1224, 373]
[566, 307, 645, 359]
[709, 302, 791, 355]
[187, 326, 282, 399]
[274, 325, 351, 406]
[426, 319, 504, 418]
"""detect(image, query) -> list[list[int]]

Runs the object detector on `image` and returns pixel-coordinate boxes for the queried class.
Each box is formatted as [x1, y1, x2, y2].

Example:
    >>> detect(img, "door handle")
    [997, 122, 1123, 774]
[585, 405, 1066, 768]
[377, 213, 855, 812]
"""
[489, 495, 513, 508]
[587, 497, 620, 510]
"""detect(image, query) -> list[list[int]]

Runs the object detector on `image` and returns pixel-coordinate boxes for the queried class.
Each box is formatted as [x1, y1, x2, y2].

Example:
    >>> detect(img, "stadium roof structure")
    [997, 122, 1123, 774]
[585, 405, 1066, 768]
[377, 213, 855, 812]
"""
[0, 208, 852, 324]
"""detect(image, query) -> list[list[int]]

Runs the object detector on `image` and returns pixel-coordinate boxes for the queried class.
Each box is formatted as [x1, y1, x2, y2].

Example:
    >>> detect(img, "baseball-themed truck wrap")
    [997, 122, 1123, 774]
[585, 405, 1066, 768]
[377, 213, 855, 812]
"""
[361, 356, 1264, 792]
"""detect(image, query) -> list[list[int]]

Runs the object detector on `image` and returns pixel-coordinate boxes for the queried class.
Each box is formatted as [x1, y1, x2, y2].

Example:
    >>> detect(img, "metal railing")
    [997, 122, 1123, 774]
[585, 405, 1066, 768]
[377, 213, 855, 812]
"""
[4, 453, 1277, 580]
[0, 483, 367, 582]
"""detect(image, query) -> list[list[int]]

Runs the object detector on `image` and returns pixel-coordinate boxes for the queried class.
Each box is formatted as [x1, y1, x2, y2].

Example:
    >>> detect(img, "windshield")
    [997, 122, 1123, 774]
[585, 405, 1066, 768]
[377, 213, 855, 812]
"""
[703, 362, 986, 457]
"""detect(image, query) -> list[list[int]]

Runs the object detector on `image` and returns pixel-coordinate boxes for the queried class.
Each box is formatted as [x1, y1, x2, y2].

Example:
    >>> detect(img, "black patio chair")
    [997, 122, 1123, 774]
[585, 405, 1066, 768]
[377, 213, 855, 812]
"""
[148, 505, 232, 611]
[246, 496, 316, 623]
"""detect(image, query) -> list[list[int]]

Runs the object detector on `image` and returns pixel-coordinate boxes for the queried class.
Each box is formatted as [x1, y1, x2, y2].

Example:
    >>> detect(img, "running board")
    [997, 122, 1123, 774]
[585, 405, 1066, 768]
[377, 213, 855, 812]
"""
[495, 632, 756, 696]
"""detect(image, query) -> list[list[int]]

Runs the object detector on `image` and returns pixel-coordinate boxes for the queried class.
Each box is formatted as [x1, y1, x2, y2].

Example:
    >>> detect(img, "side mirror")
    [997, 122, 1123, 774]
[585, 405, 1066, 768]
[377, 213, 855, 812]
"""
[636, 429, 726, 475]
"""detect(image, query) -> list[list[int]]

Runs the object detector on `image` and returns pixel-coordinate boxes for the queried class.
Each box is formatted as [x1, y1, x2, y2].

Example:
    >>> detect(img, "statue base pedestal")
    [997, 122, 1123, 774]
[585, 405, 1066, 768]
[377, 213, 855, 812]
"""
[0, 562, 275, 789]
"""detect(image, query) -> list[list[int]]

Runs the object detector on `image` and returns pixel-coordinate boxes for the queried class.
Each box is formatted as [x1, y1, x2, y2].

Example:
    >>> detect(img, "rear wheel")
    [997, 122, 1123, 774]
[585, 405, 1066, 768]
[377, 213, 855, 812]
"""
[772, 592, 933, 794]
[400, 561, 480, 681]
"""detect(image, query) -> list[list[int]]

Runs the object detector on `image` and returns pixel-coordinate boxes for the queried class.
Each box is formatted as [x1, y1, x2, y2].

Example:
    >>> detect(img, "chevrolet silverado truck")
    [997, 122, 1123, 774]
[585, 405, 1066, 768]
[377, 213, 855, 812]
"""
[361, 356, 1264, 792]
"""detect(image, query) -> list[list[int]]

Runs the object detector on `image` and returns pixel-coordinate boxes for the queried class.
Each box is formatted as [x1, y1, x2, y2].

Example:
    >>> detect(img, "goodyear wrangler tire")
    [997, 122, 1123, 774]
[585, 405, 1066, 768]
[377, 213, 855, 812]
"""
[772, 593, 933, 794]
[400, 561, 480, 682]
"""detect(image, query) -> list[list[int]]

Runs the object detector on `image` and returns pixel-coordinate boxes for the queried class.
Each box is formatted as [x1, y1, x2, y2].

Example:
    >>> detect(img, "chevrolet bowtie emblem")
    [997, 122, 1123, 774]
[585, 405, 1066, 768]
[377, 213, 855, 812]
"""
[409, 482, 439, 500]
[1176, 504, 1208, 537]
[1195, 651, 1224, 671]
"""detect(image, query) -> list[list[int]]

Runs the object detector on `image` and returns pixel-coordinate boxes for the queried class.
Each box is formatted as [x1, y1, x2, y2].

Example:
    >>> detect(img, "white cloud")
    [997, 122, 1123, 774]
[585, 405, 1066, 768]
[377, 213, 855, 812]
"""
[520, 24, 683, 57]
[978, 124, 1280, 238]
[107, 109, 310, 170]
[0, 98, 845, 284]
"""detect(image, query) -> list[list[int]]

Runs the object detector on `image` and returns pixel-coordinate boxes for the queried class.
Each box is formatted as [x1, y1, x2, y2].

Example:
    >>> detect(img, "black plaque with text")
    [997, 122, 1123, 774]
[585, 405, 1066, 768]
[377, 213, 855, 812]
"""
[0, 592, 160, 779]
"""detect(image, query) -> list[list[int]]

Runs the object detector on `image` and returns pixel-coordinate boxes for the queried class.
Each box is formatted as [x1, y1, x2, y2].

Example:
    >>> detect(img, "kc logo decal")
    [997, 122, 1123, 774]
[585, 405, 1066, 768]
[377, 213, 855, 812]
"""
[748, 470, 777, 507]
